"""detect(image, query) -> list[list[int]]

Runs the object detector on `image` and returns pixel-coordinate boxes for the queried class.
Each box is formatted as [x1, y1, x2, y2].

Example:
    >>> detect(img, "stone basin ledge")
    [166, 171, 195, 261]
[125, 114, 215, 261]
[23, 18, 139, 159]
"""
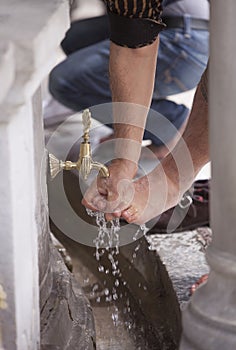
[0, 1, 96, 349]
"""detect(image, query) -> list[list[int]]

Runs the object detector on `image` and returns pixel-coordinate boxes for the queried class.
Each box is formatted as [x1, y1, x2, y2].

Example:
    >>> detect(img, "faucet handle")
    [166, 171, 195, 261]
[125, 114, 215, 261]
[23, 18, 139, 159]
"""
[48, 153, 65, 179]
[48, 153, 77, 179]
[82, 109, 91, 139]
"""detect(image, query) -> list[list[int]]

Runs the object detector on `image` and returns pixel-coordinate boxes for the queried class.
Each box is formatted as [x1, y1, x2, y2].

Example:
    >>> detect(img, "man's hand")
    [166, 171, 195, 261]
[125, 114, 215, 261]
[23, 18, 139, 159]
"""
[82, 155, 178, 226]
[82, 159, 137, 220]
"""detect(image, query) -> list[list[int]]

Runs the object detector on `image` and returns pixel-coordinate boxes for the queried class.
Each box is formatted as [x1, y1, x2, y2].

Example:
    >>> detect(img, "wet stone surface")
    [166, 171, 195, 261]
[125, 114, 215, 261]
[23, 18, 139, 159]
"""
[50, 180, 212, 349]
[147, 227, 212, 306]
[52, 220, 182, 350]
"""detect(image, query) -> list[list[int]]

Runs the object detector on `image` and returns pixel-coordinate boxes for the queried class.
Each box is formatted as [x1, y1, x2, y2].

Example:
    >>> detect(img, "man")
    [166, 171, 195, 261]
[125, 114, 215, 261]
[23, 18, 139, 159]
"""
[82, 0, 209, 225]
[49, 0, 209, 158]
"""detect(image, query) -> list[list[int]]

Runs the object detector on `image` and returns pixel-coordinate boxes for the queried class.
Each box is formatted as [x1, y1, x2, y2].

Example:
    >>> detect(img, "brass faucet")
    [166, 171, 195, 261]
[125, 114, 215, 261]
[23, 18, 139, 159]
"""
[49, 109, 109, 180]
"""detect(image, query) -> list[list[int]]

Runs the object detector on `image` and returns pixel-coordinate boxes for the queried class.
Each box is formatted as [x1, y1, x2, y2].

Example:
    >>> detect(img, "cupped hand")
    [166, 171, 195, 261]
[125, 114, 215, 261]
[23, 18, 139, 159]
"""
[82, 159, 137, 220]
[82, 157, 181, 225]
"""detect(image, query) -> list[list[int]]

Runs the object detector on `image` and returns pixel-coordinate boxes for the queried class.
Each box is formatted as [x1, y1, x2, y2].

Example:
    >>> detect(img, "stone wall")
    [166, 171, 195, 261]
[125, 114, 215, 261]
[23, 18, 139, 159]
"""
[0, 1, 78, 349]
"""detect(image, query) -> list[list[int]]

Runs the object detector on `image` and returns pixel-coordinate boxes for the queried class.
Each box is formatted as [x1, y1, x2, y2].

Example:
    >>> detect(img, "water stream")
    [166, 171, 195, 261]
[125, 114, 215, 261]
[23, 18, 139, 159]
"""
[86, 208, 148, 326]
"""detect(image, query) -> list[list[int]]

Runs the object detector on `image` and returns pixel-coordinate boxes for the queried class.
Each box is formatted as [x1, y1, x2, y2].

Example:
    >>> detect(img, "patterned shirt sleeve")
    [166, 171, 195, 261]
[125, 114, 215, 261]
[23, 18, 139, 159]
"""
[104, 0, 165, 48]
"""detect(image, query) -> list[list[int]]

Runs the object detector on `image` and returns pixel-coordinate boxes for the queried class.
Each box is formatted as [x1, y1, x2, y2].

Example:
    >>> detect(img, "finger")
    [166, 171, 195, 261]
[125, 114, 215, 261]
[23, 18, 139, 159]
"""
[93, 195, 107, 211]
[105, 212, 116, 221]
[114, 199, 131, 213]
[95, 177, 119, 214]
[82, 191, 107, 212]
[105, 179, 134, 214]
[121, 206, 139, 223]
[104, 206, 123, 221]
[97, 176, 108, 196]
[81, 197, 100, 212]
[82, 201, 97, 212]
[104, 189, 134, 221]
[97, 178, 107, 196]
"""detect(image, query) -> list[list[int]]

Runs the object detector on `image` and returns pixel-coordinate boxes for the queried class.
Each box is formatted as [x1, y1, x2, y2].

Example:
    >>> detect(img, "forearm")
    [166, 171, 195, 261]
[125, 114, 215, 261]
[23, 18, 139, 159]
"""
[109, 39, 159, 173]
[150, 67, 209, 200]
[182, 67, 209, 175]
[110, 39, 159, 106]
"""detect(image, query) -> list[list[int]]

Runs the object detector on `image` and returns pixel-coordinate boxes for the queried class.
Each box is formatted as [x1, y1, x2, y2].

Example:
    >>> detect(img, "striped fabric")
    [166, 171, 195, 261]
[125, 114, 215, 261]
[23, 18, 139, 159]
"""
[104, 0, 165, 47]
[104, 0, 163, 21]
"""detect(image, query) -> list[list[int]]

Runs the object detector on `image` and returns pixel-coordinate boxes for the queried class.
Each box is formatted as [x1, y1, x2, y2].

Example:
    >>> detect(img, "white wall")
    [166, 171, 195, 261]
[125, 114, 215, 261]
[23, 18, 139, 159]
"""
[0, 1, 70, 349]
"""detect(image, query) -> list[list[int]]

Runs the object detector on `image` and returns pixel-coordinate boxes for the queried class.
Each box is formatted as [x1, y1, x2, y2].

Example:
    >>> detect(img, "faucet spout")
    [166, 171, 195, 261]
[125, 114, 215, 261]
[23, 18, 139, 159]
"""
[92, 161, 110, 178]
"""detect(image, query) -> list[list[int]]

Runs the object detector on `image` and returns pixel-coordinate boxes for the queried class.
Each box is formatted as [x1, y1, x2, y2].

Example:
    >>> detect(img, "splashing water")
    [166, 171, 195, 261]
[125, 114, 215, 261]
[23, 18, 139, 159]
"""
[86, 208, 121, 325]
[133, 224, 149, 241]
[86, 208, 120, 258]
[86, 208, 149, 327]
[112, 306, 119, 327]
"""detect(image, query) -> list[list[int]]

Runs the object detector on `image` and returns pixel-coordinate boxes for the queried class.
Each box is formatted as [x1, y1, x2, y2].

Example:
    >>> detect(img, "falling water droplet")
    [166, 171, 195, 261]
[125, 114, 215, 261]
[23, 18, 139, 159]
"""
[98, 265, 104, 272]
[115, 279, 119, 287]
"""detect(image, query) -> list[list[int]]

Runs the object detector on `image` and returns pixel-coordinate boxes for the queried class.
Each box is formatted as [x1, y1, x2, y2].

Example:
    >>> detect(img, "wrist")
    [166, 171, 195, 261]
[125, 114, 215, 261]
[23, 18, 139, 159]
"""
[110, 158, 138, 178]
[113, 137, 142, 168]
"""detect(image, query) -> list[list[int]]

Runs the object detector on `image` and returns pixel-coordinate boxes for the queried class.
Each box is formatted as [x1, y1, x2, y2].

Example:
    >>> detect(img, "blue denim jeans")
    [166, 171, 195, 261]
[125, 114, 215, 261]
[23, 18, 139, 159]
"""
[49, 17, 209, 146]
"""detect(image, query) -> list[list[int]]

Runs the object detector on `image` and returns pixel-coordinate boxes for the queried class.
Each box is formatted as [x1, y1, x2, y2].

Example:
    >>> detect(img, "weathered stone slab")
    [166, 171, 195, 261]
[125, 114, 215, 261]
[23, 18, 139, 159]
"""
[0, 42, 15, 104]
[0, 0, 70, 109]
[40, 244, 96, 350]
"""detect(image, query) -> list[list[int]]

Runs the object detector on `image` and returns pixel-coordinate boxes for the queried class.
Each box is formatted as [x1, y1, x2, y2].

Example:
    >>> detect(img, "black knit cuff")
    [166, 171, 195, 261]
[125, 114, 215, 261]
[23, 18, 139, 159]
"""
[108, 11, 166, 48]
